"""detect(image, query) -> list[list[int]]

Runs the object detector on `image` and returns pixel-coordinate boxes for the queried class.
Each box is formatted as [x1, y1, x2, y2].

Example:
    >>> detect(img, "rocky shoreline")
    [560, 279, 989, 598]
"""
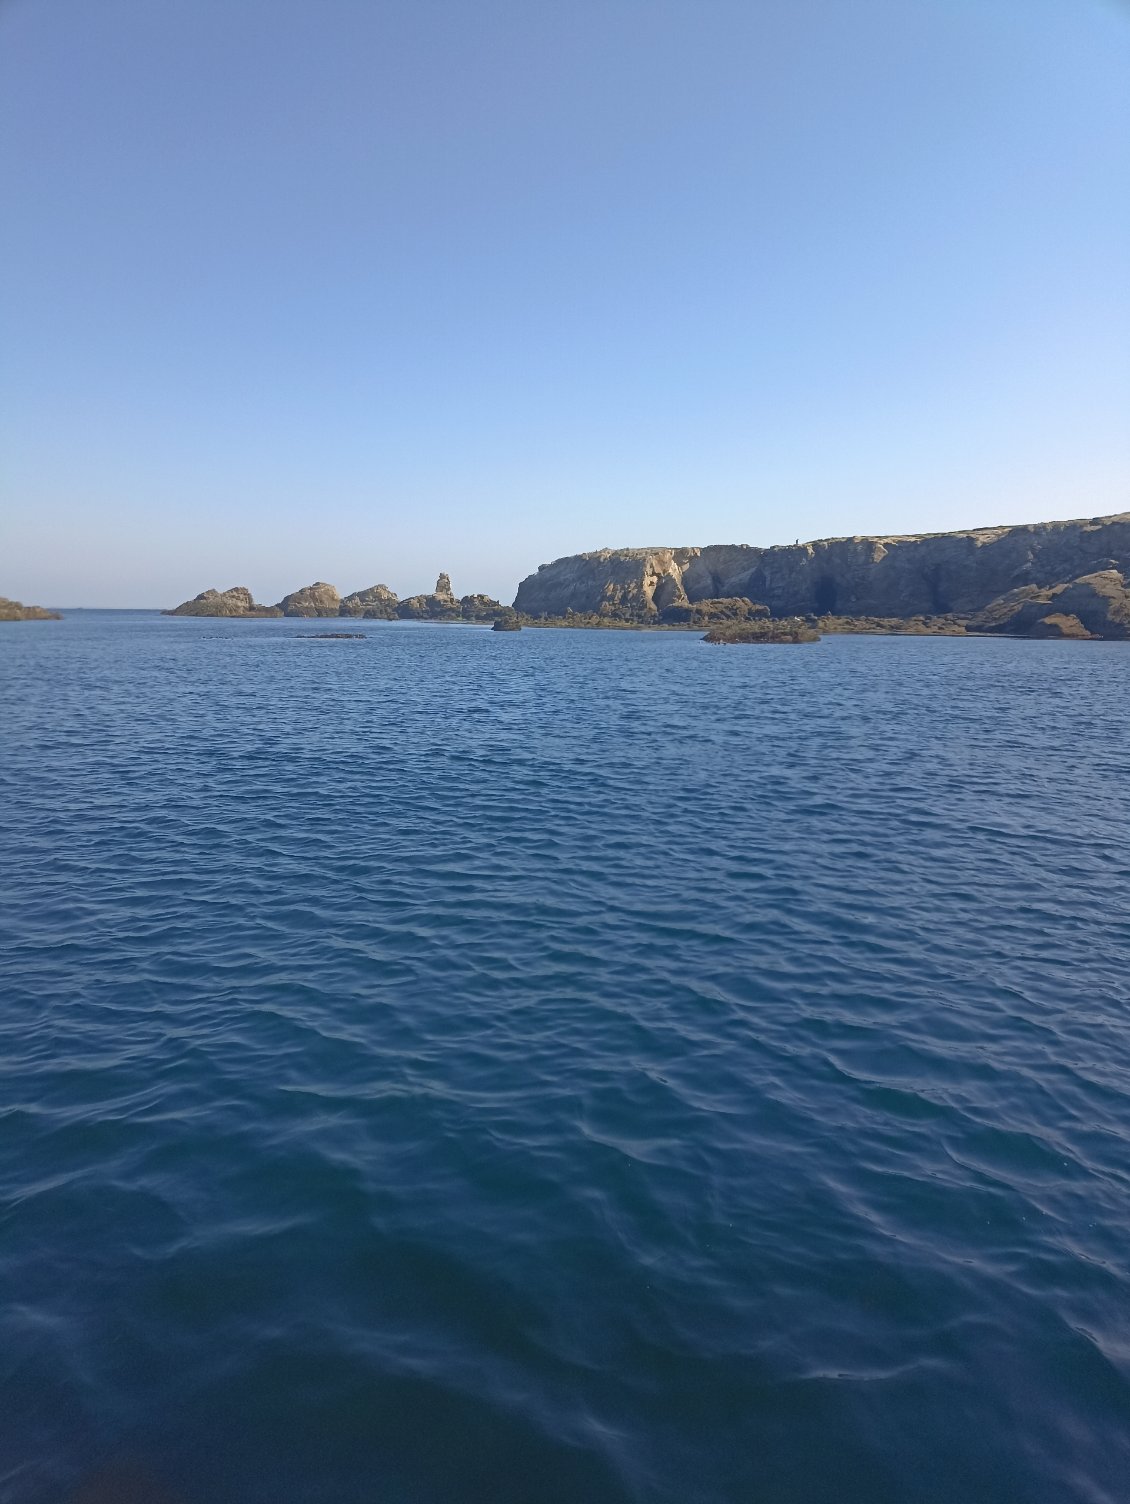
[160, 511, 1130, 641]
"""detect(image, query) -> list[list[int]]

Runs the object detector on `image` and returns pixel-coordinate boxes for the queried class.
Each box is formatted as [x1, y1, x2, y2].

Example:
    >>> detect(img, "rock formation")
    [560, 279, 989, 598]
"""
[340, 584, 399, 619]
[0, 597, 61, 620]
[396, 574, 504, 621]
[703, 621, 820, 644]
[658, 597, 769, 626]
[459, 593, 506, 621]
[164, 587, 281, 617]
[277, 582, 341, 617]
[969, 567, 1130, 640]
[513, 513, 1130, 632]
[165, 571, 502, 622]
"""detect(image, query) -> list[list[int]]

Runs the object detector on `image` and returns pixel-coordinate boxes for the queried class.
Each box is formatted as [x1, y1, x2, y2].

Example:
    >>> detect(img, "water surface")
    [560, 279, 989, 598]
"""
[2, 614, 1128, 1503]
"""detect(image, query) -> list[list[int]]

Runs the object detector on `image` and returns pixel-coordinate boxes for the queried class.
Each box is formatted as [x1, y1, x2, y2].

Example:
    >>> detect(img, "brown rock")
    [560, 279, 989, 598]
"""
[164, 586, 280, 617]
[513, 512, 1130, 622]
[340, 584, 399, 619]
[970, 567, 1130, 639]
[0, 596, 60, 621]
[460, 593, 505, 621]
[276, 582, 342, 618]
[703, 620, 820, 644]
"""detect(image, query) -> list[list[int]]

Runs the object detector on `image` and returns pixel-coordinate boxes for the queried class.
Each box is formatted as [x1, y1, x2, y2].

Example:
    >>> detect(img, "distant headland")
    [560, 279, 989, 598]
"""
[0, 597, 60, 621]
[161, 511, 1130, 640]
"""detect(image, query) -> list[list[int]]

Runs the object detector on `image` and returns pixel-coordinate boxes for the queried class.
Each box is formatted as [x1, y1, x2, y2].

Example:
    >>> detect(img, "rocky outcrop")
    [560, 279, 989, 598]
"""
[703, 621, 820, 644]
[0, 597, 60, 620]
[492, 613, 522, 631]
[658, 597, 769, 626]
[397, 594, 460, 620]
[460, 593, 506, 621]
[164, 587, 281, 617]
[513, 513, 1130, 628]
[340, 584, 399, 619]
[512, 547, 696, 619]
[815, 614, 968, 635]
[166, 571, 499, 622]
[277, 582, 341, 617]
[396, 573, 501, 621]
[970, 568, 1130, 640]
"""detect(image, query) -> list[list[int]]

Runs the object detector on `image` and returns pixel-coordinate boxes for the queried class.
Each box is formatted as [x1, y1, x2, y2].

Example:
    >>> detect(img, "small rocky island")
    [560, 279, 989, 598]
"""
[0, 597, 60, 621]
[703, 621, 820, 644]
[165, 573, 506, 622]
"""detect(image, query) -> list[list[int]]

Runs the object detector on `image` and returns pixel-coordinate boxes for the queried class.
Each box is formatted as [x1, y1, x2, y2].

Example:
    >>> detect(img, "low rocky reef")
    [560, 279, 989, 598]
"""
[166, 573, 506, 623]
[0, 597, 61, 621]
[704, 620, 820, 645]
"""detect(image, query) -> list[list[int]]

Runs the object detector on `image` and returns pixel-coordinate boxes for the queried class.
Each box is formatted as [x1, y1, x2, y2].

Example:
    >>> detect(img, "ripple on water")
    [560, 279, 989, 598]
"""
[1, 617, 1128, 1504]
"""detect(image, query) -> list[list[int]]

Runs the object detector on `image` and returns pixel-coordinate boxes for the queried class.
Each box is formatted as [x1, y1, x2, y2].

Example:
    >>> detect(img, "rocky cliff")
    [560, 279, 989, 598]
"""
[513, 513, 1130, 625]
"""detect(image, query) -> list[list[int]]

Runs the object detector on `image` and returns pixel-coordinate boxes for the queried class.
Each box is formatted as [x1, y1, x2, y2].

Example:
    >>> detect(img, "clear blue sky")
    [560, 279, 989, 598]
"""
[2, 0, 1127, 606]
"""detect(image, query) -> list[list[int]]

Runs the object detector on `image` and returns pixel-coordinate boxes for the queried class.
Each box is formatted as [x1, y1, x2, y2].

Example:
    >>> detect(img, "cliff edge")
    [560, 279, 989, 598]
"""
[512, 513, 1130, 630]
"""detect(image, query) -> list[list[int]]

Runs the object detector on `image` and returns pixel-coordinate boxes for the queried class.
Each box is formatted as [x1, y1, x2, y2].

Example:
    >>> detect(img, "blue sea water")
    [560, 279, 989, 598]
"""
[1, 612, 1128, 1504]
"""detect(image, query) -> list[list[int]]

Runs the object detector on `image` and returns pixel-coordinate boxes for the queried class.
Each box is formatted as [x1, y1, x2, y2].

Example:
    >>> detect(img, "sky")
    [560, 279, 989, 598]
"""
[1, 0, 1128, 607]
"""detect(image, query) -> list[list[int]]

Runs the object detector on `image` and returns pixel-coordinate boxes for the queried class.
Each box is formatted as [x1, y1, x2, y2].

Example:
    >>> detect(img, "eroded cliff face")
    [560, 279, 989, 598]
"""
[513, 514, 1130, 621]
[511, 548, 701, 617]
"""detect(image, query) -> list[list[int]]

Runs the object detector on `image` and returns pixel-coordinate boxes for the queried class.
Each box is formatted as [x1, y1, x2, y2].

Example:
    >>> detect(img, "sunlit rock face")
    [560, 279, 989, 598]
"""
[164, 587, 281, 617]
[340, 584, 399, 619]
[513, 513, 1130, 625]
[970, 568, 1130, 640]
[277, 582, 342, 617]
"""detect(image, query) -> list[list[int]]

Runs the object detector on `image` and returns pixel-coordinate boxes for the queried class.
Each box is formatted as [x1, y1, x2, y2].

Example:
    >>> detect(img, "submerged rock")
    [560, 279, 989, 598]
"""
[0, 597, 60, 621]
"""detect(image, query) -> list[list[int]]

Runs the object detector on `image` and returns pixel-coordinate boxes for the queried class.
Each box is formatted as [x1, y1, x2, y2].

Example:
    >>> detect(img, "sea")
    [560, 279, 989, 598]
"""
[2, 611, 1128, 1504]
